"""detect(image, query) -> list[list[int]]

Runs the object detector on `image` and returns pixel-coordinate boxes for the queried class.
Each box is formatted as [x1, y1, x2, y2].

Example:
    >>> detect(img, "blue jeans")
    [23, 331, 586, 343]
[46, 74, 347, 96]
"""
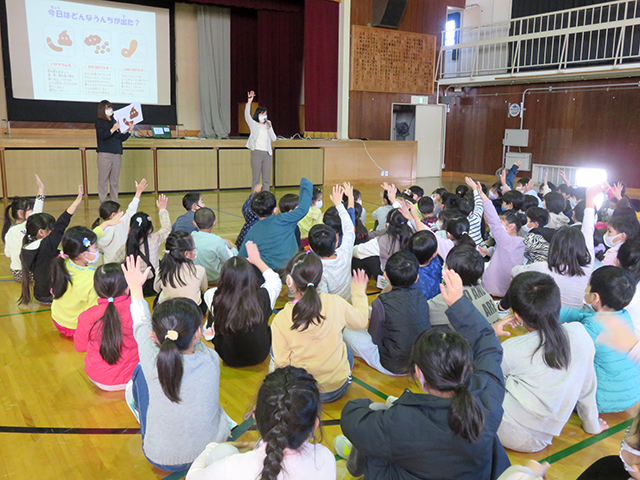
[320, 345, 354, 403]
[132, 364, 192, 472]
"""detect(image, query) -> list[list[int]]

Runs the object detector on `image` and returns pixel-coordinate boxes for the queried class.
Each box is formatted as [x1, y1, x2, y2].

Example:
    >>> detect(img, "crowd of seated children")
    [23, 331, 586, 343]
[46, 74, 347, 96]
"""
[522, 206, 554, 263]
[235, 184, 261, 248]
[407, 230, 442, 301]
[203, 241, 281, 367]
[172, 192, 205, 234]
[278, 193, 302, 248]
[298, 187, 323, 240]
[4, 175, 44, 282]
[191, 207, 238, 283]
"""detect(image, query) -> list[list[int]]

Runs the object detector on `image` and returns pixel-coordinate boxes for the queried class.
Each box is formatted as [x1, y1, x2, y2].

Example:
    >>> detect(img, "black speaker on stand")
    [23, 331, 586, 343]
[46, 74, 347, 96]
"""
[372, 0, 408, 29]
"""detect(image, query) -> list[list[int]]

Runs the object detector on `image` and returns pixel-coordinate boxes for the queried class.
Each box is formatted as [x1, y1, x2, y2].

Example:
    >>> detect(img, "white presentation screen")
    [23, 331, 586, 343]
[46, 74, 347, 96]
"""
[5, 0, 171, 105]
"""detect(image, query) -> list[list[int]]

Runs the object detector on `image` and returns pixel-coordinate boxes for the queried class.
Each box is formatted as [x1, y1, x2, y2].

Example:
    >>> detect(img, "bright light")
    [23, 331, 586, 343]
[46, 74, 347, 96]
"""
[445, 20, 456, 46]
[575, 168, 607, 187]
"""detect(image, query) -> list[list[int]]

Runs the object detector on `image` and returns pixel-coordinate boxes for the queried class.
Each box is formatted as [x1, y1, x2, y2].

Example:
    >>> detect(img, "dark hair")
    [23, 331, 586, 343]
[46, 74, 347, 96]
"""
[508, 272, 570, 369]
[439, 208, 463, 229]
[159, 232, 197, 289]
[543, 181, 557, 193]
[630, 199, 640, 213]
[278, 194, 299, 213]
[490, 182, 502, 195]
[572, 187, 586, 202]
[126, 213, 154, 261]
[152, 298, 203, 403]
[89, 264, 128, 365]
[408, 230, 438, 265]
[409, 185, 424, 199]
[455, 185, 469, 197]
[353, 202, 368, 243]
[522, 195, 539, 212]
[256, 367, 320, 480]
[252, 192, 277, 218]
[517, 178, 530, 187]
[92, 201, 120, 229]
[410, 329, 485, 442]
[455, 197, 473, 217]
[382, 189, 391, 206]
[385, 251, 419, 287]
[182, 192, 202, 211]
[353, 189, 362, 201]
[442, 192, 459, 210]
[52, 227, 97, 299]
[3, 197, 34, 241]
[547, 226, 590, 276]
[418, 196, 435, 215]
[308, 224, 337, 258]
[446, 245, 484, 286]
[194, 207, 215, 230]
[252, 106, 268, 122]
[311, 188, 323, 202]
[502, 190, 524, 211]
[589, 266, 636, 311]
[558, 184, 572, 195]
[500, 210, 527, 233]
[609, 213, 640, 240]
[322, 207, 342, 237]
[544, 192, 566, 214]
[619, 239, 640, 283]
[573, 201, 586, 223]
[287, 252, 324, 331]
[526, 207, 549, 228]
[446, 217, 476, 248]
[433, 187, 448, 198]
[97, 99, 113, 120]
[212, 256, 263, 336]
[386, 209, 414, 253]
[19, 213, 55, 305]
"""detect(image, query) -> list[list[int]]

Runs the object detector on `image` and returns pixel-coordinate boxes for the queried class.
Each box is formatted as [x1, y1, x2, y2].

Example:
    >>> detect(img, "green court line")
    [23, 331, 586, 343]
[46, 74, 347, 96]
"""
[352, 376, 388, 401]
[541, 418, 632, 465]
[0, 308, 51, 318]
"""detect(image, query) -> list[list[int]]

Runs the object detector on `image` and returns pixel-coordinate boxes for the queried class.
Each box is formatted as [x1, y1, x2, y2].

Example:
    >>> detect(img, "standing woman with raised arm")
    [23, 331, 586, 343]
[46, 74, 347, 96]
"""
[95, 100, 134, 203]
[245, 90, 277, 192]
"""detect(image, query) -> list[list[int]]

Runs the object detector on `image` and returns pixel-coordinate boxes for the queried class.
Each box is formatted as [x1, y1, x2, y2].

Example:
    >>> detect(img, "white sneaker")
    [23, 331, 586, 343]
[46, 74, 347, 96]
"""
[334, 434, 353, 460]
[495, 300, 510, 319]
[202, 325, 215, 341]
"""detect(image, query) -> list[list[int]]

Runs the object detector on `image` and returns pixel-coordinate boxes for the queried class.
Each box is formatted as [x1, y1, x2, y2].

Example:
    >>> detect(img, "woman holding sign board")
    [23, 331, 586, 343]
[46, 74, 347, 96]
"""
[245, 90, 277, 191]
[95, 100, 134, 203]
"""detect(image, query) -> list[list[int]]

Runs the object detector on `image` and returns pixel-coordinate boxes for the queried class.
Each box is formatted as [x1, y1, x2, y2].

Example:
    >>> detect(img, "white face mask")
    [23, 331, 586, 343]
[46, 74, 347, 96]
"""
[583, 299, 595, 311]
[86, 250, 100, 264]
[521, 224, 532, 234]
[488, 191, 499, 200]
[315, 200, 323, 209]
[607, 208, 615, 218]
[356, 199, 362, 205]
[105, 109, 113, 117]
[604, 233, 622, 249]
[259, 115, 267, 123]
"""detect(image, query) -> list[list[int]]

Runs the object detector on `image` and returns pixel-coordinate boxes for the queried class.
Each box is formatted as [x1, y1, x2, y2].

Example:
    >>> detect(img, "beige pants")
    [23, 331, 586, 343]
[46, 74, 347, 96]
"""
[97, 152, 122, 203]
[250, 149, 272, 191]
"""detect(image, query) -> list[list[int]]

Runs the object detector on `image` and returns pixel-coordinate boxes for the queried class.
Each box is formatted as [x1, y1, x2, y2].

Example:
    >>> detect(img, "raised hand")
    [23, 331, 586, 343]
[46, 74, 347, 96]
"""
[585, 182, 606, 208]
[499, 168, 507, 185]
[157, 194, 168, 210]
[352, 269, 369, 291]
[612, 182, 624, 200]
[102, 211, 125, 228]
[559, 170, 569, 184]
[247, 90, 255, 103]
[330, 184, 345, 207]
[343, 182, 354, 209]
[476, 181, 489, 202]
[121, 255, 151, 300]
[543, 171, 548, 185]
[464, 176, 477, 191]
[440, 269, 464, 307]
[135, 178, 148, 197]
[35, 174, 45, 196]
[67, 185, 84, 215]
[515, 160, 523, 168]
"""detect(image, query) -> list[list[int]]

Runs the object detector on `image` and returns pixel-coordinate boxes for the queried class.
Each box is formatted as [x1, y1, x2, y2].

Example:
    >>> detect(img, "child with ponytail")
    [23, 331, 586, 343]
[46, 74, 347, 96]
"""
[186, 366, 335, 480]
[271, 252, 369, 402]
[51, 226, 101, 336]
[75, 263, 138, 390]
[114, 194, 171, 296]
[154, 231, 208, 313]
[4, 175, 45, 281]
[19, 186, 84, 306]
[122, 256, 229, 472]
[337, 269, 510, 480]
[492, 271, 606, 453]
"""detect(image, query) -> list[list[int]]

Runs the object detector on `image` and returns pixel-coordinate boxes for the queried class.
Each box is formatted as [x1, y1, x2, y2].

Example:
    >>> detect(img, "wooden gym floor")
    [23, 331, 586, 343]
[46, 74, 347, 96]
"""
[0, 180, 634, 479]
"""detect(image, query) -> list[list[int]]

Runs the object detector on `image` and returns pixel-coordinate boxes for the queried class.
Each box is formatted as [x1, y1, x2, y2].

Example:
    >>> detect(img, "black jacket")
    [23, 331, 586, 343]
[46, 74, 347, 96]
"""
[22, 211, 72, 303]
[341, 297, 510, 480]
[95, 118, 130, 154]
[370, 287, 430, 374]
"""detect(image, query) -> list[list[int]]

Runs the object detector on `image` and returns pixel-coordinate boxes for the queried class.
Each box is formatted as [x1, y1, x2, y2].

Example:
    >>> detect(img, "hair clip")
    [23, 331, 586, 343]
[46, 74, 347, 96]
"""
[305, 249, 312, 255]
[163, 249, 170, 254]
[82, 238, 91, 248]
[58, 252, 68, 259]
[165, 330, 179, 341]
[107, 297, 114, 303]
[461, 231, 468, 235]
[307, 282, 314, 287]
[136, 217, 143, 226]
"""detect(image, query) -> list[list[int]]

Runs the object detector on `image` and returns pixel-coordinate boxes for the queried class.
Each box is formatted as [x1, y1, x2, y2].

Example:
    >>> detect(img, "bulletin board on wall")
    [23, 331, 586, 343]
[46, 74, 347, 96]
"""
[350, 25, 436, 95]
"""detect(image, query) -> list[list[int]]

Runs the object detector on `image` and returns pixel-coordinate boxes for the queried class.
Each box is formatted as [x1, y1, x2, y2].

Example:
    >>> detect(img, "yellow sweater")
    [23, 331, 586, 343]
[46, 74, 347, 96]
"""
[297, 206, 323, 239]
[51, 260, 99, 330]
[272, 285, 368, 392]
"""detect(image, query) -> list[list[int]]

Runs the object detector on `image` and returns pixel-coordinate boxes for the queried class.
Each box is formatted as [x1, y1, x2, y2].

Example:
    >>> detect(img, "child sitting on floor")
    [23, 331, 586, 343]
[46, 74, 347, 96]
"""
[191, 208, 237, 283]
[407, 230, 442, 301]
[172, 192, 204, 234]
[344, 251, 430, 376]
[298, 187, 323, 240]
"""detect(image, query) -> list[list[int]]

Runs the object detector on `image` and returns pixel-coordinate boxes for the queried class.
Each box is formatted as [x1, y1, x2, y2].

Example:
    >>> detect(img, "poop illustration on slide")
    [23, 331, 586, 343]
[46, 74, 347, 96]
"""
[84, 34, 110, 54]
[129, 107, 139, 119]
[46, 30, 73, 52]
[121, 39, 138, 58]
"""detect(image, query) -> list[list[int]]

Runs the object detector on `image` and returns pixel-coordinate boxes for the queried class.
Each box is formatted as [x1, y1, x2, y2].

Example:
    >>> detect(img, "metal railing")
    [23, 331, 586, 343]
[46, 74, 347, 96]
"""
[438, 0, 640, 80]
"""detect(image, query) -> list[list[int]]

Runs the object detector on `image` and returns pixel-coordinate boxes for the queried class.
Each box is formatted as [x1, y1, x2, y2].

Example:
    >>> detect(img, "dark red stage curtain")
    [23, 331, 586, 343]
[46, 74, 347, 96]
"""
[304, 0, 339, 133]
[230, 8, 258, 137]
[180, 0, 303, 13]
[255, 9, 304, 137]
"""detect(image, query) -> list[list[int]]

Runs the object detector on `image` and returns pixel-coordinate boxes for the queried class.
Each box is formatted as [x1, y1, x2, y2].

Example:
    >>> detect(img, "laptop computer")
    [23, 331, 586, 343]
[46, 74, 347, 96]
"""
[151, 126, 173, 139]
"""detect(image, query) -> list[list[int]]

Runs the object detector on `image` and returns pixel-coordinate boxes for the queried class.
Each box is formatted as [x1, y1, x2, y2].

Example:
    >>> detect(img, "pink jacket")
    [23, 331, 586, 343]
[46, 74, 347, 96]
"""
[74, 295, 139, 386]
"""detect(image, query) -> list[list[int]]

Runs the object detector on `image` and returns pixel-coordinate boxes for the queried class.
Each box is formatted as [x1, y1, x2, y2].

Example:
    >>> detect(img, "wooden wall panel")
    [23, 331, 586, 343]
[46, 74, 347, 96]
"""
[275, 148, 324, 186]
[218, 149, 274, 190]
[443, 79, 640, 188]
[157, 149, 218, 192]
[86, 149, 155, 195]
[348, 0, 465, 140]
[5, 149, 82, 197]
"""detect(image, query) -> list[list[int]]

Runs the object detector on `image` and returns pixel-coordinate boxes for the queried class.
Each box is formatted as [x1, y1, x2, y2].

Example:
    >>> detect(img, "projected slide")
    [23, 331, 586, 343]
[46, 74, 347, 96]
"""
[5, 0, 172, 106]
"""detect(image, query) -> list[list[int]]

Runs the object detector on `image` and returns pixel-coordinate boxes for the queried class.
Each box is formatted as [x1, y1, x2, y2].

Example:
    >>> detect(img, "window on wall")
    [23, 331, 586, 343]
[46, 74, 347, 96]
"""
[446, 12, 461, 59]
